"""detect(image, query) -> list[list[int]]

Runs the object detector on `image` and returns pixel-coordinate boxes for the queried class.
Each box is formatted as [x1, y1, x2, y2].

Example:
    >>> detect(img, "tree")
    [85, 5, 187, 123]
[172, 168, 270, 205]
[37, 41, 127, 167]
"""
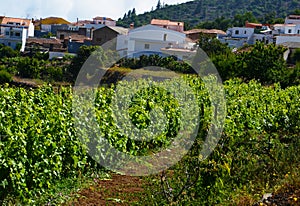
[67, 45, 100, 81]
[197, 33, 230, 57]
[0, 44, 19, 58]
[238, 42, 288, 85]
[156, 0, 161, 10]
[127, 10, 132, 18]
[132, 8, 136, 16]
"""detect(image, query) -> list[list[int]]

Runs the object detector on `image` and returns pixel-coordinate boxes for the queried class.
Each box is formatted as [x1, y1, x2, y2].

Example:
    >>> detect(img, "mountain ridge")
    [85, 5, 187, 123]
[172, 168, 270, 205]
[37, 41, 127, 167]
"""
[117, 0, 300, 28]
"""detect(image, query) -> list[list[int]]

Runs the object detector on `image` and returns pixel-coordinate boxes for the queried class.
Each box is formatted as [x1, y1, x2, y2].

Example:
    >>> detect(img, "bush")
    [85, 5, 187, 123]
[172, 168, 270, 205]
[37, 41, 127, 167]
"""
[0, 70, 12, 84]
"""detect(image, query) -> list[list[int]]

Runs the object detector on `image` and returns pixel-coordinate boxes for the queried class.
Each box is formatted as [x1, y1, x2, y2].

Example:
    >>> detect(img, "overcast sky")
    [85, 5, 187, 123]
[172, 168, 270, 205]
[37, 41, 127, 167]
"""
[1, 0, 189, 22]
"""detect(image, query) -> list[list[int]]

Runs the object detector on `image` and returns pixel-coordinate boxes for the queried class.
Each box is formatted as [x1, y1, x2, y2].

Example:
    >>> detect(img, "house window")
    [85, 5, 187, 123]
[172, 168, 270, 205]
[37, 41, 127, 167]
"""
[235, 30, 239, 35]
[60, 34, 65, 40]
[298, 30, 300, 34]
[16, 23, 20, 26]
[144, 44, 150, 49]
[163, 34, 167, 41]
[15, 32, 21, 37]
[288, 29, 292, 33]
[5, 31, 9, 36]
[244, 31, 247, 34]
[8, 42, 11, 46]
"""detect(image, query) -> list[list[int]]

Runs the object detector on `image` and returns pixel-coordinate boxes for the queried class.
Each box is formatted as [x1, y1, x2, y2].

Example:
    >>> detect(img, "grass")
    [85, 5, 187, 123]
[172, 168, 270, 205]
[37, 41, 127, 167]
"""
[0, 169, 111, 205]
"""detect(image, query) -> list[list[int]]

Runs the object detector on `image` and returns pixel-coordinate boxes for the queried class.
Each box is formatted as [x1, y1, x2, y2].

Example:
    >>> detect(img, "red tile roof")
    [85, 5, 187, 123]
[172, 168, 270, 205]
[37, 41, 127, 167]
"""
[0, 17, 31, 26]
[66, 34, 91, 43]
[93, 17, 115, 21]
[71, 20, 93, 26]
[26, 37, 62, 45]
[184, 29, 226, 35]
[151, 19, 184, 27]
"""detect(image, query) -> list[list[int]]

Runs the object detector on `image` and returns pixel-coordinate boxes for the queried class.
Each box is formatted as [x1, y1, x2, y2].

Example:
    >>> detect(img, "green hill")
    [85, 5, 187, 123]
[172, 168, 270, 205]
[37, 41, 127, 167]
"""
[117, 0, 300, 28]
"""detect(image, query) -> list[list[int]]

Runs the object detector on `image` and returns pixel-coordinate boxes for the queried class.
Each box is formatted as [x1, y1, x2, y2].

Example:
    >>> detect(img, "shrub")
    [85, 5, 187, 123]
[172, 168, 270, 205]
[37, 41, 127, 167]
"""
[0, 70, 12, 84]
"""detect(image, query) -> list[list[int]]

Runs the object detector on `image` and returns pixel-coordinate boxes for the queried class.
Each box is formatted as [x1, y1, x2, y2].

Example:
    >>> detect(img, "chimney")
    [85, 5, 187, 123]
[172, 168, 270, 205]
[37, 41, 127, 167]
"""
[90, 27, 95, 39]
[130, 23, 134, 29]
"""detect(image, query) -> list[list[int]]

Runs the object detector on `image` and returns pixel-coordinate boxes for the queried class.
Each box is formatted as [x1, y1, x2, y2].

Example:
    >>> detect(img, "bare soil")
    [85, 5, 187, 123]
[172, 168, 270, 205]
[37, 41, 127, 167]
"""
[66, 174, 147, 206]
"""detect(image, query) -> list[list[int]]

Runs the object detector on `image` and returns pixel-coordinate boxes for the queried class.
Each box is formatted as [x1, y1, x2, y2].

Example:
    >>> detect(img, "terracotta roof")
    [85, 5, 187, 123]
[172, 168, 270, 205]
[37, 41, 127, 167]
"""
[71, 20, 93, 26]
[0, 17, 31, 26]
[66, 34, 91, 43]
[93, 17, 114, 21]
[26, 37, 62, 45]
[184, 29, 226, 35]
[287, 15, 300, 19]
[151, 19, 184, 27]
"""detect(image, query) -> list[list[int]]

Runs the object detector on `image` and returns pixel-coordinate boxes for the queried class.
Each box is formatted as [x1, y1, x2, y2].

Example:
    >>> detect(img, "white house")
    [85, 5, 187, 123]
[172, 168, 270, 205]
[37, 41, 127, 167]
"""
[116, 24, 196, 59]
[0, 17, 34, 51]
[276, 35, 300, 44]
[92, 17, 116, 26]
[226, 27, 254, 38]
[285, 15, 300, 25]
[273, 24, 300, 34]
[218, 27, 255, 48]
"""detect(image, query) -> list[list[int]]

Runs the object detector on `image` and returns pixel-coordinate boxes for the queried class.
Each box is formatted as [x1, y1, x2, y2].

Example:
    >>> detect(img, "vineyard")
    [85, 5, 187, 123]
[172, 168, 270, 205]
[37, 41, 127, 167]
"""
[0, 76, 299, 204]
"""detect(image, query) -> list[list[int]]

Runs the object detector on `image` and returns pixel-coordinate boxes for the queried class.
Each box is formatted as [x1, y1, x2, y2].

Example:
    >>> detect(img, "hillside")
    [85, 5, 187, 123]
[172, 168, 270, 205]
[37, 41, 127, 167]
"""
[117, 0, 300, 28]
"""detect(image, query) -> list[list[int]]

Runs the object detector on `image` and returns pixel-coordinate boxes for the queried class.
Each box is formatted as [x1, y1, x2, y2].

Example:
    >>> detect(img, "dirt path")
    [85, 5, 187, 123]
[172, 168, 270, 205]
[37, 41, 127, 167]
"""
[66, 174, 147, 206]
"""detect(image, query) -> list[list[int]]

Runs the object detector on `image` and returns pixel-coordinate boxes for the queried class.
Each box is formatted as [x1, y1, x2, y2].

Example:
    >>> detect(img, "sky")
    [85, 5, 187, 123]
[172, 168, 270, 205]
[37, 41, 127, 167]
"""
[1, 0, 189, 22]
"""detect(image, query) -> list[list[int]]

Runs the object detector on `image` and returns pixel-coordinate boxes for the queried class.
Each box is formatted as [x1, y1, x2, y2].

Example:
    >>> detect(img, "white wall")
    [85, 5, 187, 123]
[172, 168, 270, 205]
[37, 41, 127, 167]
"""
[28, 22, 35, 37]
[276, 35, 300, 44]
[227, 27, 254, 38]
[116, 25, 194, 57]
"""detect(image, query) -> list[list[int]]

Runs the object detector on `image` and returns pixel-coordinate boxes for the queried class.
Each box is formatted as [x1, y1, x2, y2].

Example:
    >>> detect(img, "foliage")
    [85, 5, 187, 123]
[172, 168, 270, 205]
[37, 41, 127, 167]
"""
[117, 0, 300, 28]
[0, 86, 90, 203]
[291, 48, 300, 64]
[67, 45, 107, 81]
[117, 55, 194, 73]
[238, 42, 288, 85]
[0, 44, 19, 58]
[210, 42, 298, 87]
[0, 75, 299, 204]
[17, 57, 42, 79]
[197, 33, 230, 56]
[0, 70, 12, 84]
[144, 78, 300, 205]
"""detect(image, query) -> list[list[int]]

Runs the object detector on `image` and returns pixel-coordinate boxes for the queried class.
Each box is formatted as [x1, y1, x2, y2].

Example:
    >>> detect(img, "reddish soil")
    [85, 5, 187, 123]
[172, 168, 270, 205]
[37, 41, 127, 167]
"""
[253, 184, 300, 206]
[66, 174, 146, 206]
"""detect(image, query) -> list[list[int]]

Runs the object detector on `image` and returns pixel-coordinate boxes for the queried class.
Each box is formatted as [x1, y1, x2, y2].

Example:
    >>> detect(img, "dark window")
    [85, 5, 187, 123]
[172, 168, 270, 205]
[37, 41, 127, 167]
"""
[144, 44, 150, 49]
[60, 34, 65, 40]
[288, 29, 292, 33]
[15, 32, 21, 37]
[163, 34, 167, 41]
[5, 31, 9, 36]
[244, 31, 247, 34]
[235, 30, 239, 35]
